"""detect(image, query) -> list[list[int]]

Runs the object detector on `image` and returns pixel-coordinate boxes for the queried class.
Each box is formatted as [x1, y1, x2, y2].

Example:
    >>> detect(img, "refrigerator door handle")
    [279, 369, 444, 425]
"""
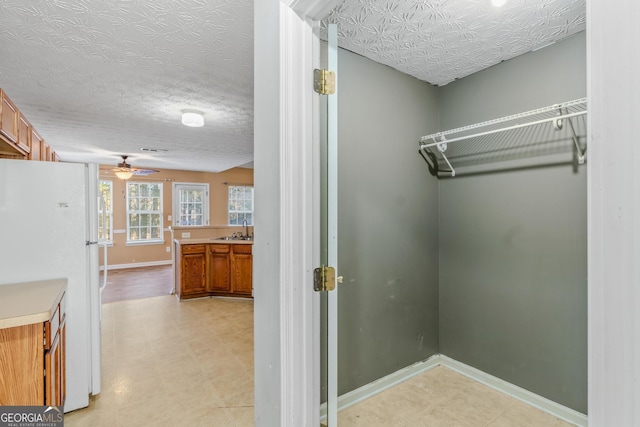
[100, 242, 108, 291]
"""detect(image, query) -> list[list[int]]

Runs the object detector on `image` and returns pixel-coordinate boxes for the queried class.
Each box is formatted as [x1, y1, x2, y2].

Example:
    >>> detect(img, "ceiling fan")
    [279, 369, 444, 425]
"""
[107, 155, 159, 180]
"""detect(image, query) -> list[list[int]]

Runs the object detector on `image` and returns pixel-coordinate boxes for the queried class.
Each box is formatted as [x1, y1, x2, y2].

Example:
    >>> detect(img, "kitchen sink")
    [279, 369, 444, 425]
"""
[213, 236, 252, 241]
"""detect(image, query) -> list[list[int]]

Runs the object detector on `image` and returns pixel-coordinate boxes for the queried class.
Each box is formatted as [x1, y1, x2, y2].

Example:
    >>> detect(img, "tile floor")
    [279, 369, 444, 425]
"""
[337, 366, 575, 426]
[65, 295, 254, 426]
[65, 294, 574, 427]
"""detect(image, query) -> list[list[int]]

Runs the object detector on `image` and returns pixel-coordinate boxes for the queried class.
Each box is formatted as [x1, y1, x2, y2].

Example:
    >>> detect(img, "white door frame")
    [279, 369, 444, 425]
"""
[255, 0, 640, 425]
[586, 1, 640, 425]
[254, 1, 339, 426]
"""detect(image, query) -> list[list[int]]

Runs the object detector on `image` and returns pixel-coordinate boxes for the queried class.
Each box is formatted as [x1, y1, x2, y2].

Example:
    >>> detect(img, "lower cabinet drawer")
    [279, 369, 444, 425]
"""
[233, 244, 252, 254]
[182, 244, 205, 254]
[210, 244, 230, 253]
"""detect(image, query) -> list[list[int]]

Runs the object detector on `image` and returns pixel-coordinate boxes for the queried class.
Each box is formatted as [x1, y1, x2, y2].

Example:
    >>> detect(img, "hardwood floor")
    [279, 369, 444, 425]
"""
[100, 265, 173, 304]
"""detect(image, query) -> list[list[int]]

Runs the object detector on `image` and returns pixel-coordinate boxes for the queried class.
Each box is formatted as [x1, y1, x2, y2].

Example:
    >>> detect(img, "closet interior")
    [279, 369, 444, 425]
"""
[331, 30, 588, 424]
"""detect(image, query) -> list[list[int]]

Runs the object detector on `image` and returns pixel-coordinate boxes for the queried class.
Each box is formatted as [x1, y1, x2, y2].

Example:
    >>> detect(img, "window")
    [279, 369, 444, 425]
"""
[228, 185, 254, 225]
[126, 182, 163, 243]
[98, 180, 113, 243]
[173, 183, 209, 226]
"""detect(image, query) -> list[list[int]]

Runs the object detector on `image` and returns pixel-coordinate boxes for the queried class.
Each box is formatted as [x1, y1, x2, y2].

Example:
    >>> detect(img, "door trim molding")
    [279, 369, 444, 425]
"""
[278, 5, 316, 426]
[254, 0, 339, 425]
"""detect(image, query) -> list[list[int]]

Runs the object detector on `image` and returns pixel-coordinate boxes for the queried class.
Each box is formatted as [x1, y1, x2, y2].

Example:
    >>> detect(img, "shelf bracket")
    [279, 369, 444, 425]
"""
[557, 107, 585, 164]
[418, 145, 439, 176]
[567, 113, 586, 164]
[435, 138, 455, 177]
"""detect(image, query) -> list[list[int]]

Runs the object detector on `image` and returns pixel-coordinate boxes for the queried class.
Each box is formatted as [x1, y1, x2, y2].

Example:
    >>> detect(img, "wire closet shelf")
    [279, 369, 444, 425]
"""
[419, 98, 587, 177]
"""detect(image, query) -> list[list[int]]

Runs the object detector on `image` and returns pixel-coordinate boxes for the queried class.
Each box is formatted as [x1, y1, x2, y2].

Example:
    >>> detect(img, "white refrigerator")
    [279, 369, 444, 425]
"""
[0, 159, 101, 412]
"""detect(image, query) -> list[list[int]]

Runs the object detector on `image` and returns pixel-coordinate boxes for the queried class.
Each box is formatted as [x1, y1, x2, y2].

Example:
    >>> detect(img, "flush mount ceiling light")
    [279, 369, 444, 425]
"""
[491, 0, 508, 6]
[181, 110, 204, 127]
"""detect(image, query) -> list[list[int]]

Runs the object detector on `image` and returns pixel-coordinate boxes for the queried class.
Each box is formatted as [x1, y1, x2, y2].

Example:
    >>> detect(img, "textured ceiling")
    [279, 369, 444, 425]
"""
[0, 1, 586, 172]
[0, 0, 254, 172]
[323, 0, 586, 86]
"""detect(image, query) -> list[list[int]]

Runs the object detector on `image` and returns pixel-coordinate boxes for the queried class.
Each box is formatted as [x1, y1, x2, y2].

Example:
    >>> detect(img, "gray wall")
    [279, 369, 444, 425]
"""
[333, 48, 441, 395]
[437, 32, 587, 413]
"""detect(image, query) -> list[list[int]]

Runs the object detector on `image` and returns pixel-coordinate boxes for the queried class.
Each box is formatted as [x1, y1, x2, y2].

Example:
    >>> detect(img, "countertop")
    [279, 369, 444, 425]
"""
[0, 279, 66, 329]
[174, 238, 254, 245]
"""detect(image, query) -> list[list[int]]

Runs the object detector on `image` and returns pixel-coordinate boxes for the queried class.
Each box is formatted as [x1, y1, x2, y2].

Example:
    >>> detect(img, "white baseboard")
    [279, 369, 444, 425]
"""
[319, 354, 441, 421]
[320, 354, 587, 427]
[100, 260, 172, 271]
[439, 355, 587, 427]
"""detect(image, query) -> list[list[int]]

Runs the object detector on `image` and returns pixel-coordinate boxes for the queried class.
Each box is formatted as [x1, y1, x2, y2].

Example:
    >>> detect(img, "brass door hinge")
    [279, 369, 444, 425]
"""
[313, 265, 343, 292]
[314, 69, 335, 95]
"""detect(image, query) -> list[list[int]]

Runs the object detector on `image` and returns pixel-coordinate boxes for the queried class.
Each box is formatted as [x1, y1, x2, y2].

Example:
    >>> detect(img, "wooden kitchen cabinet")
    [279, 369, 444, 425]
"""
[0, 89, 19, 144]
[0, 87, 58, 161]
[17, 112, 32, 155]
[45, 322, 62, 405]
[231, 244, 253, 296]
[44, 297, 65, 407]
[29, 128, 43, 160]
[176, 242, 252, 300]
[208, 244, 231, 293]
[179, 244, 207, 297]
[0, 281, 66, 406]
[0, 89, 26, 158]
[42, 140, 50, 161]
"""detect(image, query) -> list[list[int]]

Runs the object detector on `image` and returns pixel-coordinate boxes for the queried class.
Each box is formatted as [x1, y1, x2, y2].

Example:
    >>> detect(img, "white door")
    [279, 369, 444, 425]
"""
[172, 183, 209, 226]
[253, 1, 341, 425]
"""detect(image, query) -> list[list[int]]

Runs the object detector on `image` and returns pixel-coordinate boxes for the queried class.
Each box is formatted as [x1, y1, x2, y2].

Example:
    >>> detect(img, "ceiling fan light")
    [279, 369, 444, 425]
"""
[181, 111, 204, 127]
[115, 170, 133, 180]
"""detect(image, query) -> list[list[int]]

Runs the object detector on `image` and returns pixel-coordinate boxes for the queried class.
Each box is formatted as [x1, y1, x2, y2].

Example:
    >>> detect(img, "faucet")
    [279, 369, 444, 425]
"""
[243, 219, 249, 238]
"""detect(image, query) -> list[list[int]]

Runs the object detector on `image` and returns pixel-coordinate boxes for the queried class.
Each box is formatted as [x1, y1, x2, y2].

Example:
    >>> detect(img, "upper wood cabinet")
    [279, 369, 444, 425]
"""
[17, 112, 31, 154]
[42, 140, 50, 161]
[0, 88, 58, 161]
[0, 89, 24, 158]
[0, 89, 19, 143]
[29, 128, 43, 160]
